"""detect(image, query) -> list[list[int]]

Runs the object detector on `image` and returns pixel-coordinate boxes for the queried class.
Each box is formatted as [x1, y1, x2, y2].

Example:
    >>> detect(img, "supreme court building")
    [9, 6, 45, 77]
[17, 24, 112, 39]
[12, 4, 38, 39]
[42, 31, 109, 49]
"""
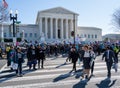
[0, 7, 102, 43]
[36, 7, 78, 42]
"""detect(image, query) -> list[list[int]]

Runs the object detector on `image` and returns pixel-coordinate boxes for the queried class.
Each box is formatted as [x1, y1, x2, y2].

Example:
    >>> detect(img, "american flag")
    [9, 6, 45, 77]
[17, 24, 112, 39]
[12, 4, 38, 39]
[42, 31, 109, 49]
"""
[2, 0, 8, 8]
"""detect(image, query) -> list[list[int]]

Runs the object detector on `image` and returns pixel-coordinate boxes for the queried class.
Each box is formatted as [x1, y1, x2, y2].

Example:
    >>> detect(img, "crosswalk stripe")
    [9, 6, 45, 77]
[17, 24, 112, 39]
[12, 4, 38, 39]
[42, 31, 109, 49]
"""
[1, 68, 119, 83]
[0, 56, 119, 88]
[0, 62, 119, 77]
[1, 75, 120, 88]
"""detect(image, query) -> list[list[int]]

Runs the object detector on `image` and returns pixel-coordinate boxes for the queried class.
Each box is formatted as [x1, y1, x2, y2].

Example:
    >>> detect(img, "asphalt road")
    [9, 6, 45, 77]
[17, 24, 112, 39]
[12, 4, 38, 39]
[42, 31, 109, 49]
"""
[0, 55, 120, 88]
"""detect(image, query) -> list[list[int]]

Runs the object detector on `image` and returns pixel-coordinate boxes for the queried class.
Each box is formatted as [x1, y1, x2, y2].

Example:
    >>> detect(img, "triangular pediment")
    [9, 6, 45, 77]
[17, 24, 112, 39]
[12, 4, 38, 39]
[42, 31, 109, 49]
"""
[40, 7, 78, 15]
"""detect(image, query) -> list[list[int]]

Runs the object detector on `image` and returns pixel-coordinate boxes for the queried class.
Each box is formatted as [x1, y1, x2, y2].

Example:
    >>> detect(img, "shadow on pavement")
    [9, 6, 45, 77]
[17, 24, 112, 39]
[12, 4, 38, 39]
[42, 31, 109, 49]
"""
[53, 71, 73, 82]
[55, 62, 71, 68]
[0, 66, 36, 83]
[96, 78, 117, 88]
[73, 80, 88, 88]
[73, 72, 97, 88]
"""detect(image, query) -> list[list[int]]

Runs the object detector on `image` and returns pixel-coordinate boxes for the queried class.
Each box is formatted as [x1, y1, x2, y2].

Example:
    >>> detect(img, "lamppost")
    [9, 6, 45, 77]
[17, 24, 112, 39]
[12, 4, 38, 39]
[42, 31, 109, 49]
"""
[9, 10, 18, 46]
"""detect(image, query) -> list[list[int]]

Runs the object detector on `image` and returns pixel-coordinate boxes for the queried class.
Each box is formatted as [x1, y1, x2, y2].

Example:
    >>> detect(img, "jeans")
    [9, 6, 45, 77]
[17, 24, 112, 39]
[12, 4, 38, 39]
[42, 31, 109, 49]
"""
[16, 62, 22, 75]
[73, 62, 76, 71]
[38, 59, 44, 68]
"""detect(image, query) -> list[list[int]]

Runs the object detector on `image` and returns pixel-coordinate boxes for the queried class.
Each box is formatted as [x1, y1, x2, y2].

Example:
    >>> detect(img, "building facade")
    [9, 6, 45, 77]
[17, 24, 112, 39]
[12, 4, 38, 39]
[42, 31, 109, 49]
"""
[36, 7, 78, 42]
[0, 7, 102, 43]
[77, 27, 102, 42]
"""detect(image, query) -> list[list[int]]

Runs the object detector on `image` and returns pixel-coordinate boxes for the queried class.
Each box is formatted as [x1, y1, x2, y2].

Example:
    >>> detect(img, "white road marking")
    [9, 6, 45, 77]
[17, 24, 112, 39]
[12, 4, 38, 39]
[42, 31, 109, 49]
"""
[1, 75, 120, 88]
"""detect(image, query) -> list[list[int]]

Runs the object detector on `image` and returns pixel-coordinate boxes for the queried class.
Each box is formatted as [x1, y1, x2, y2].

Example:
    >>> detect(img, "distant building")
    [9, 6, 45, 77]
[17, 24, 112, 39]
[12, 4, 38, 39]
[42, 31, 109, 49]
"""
[77, 27, 102, 42]
[0, 7, 102, 43]
[102, 34, 120, 42]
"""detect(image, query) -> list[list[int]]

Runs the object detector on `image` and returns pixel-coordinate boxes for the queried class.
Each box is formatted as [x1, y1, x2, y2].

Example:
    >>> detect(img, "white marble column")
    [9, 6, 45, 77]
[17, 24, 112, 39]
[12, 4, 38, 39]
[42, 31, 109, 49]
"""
[70, 19, 73, 39]
[75, 18, 77, 37]
[55, 18, 58, 39]
[61, 19, 63, 39]
[45, 18, 48, 39]
[40, 17, 42, 37]
[66, 19, 68, 39]
[50, 18, 53, 39]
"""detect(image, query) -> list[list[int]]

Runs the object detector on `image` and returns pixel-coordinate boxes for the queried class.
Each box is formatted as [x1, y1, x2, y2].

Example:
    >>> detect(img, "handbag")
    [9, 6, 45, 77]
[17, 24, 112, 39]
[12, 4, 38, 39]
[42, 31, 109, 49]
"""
[113, 63, 118, 72]
[90, 57, 95, 68]
[11, 62, 18, 70]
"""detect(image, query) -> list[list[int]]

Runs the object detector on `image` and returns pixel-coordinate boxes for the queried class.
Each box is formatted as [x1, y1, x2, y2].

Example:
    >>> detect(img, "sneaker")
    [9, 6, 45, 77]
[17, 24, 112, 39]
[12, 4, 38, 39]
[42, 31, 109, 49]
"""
[106, 77, 111, 80]
[33, 68, 37, 70]
[91, 73, 95, 77]
[81, 75, 84, 79]
[85, 75, 88, 79]
[16, 74, 20, 77]
[19, 74, 23, 77]
[41, 67, 44, 69]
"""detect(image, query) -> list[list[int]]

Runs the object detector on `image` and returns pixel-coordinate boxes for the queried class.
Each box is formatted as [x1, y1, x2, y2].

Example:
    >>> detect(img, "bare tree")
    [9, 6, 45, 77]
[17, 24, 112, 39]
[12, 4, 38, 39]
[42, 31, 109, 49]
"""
[112, 8, 120, 31]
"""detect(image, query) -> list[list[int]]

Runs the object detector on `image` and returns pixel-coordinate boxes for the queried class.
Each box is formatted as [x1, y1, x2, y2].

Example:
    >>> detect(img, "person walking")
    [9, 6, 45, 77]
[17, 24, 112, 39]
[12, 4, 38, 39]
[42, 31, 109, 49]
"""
[89, 46, 96, 76]
[113, 44, 119, 63]
[36, 45, 45, 69]
[27, 45, 37, 70]
[69, 47, 79, 72]
[9, 46, 16, 71]
[6, 44, 10, 66]
[81, 45, 92, 80]
[16, 47, 25, 77]
[0, 46, 2, 59]
[102, 46, 117, 79]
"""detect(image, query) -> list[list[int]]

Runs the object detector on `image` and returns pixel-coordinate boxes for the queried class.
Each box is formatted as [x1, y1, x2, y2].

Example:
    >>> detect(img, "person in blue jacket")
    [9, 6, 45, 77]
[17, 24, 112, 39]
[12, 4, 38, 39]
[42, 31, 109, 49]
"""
[15, 47, 25, 77]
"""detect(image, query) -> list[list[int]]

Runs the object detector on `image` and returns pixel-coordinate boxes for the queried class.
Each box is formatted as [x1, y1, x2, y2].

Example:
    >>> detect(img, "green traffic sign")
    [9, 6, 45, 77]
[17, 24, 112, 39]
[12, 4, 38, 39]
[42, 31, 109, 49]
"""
[16, 21, 21, 24]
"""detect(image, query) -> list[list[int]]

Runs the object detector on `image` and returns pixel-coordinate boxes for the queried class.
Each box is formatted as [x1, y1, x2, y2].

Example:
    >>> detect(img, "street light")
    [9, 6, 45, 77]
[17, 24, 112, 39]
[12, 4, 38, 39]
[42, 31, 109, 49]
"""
[9, 10, 18, 46]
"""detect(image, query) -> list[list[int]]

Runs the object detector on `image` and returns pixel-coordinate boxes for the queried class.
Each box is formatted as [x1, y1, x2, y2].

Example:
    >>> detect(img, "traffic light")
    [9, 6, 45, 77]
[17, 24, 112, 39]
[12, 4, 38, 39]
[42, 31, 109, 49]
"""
[71, 31, 74, 37]
[16, 25, 19, 32]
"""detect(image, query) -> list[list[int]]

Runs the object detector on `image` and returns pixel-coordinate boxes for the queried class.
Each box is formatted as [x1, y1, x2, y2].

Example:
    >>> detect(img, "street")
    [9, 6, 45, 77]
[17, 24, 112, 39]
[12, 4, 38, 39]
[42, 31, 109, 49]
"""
[0, 55, 120, 88]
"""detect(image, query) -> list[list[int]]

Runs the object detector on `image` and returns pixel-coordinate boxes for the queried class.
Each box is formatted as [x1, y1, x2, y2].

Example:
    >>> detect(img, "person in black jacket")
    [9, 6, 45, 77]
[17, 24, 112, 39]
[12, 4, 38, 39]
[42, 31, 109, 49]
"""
[69, 47, 79, 72]
[54, 44, 58, 56]
[27, 45, 37, 70]
[102, 46, 117, 79]
[37, 45, 45, 69]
